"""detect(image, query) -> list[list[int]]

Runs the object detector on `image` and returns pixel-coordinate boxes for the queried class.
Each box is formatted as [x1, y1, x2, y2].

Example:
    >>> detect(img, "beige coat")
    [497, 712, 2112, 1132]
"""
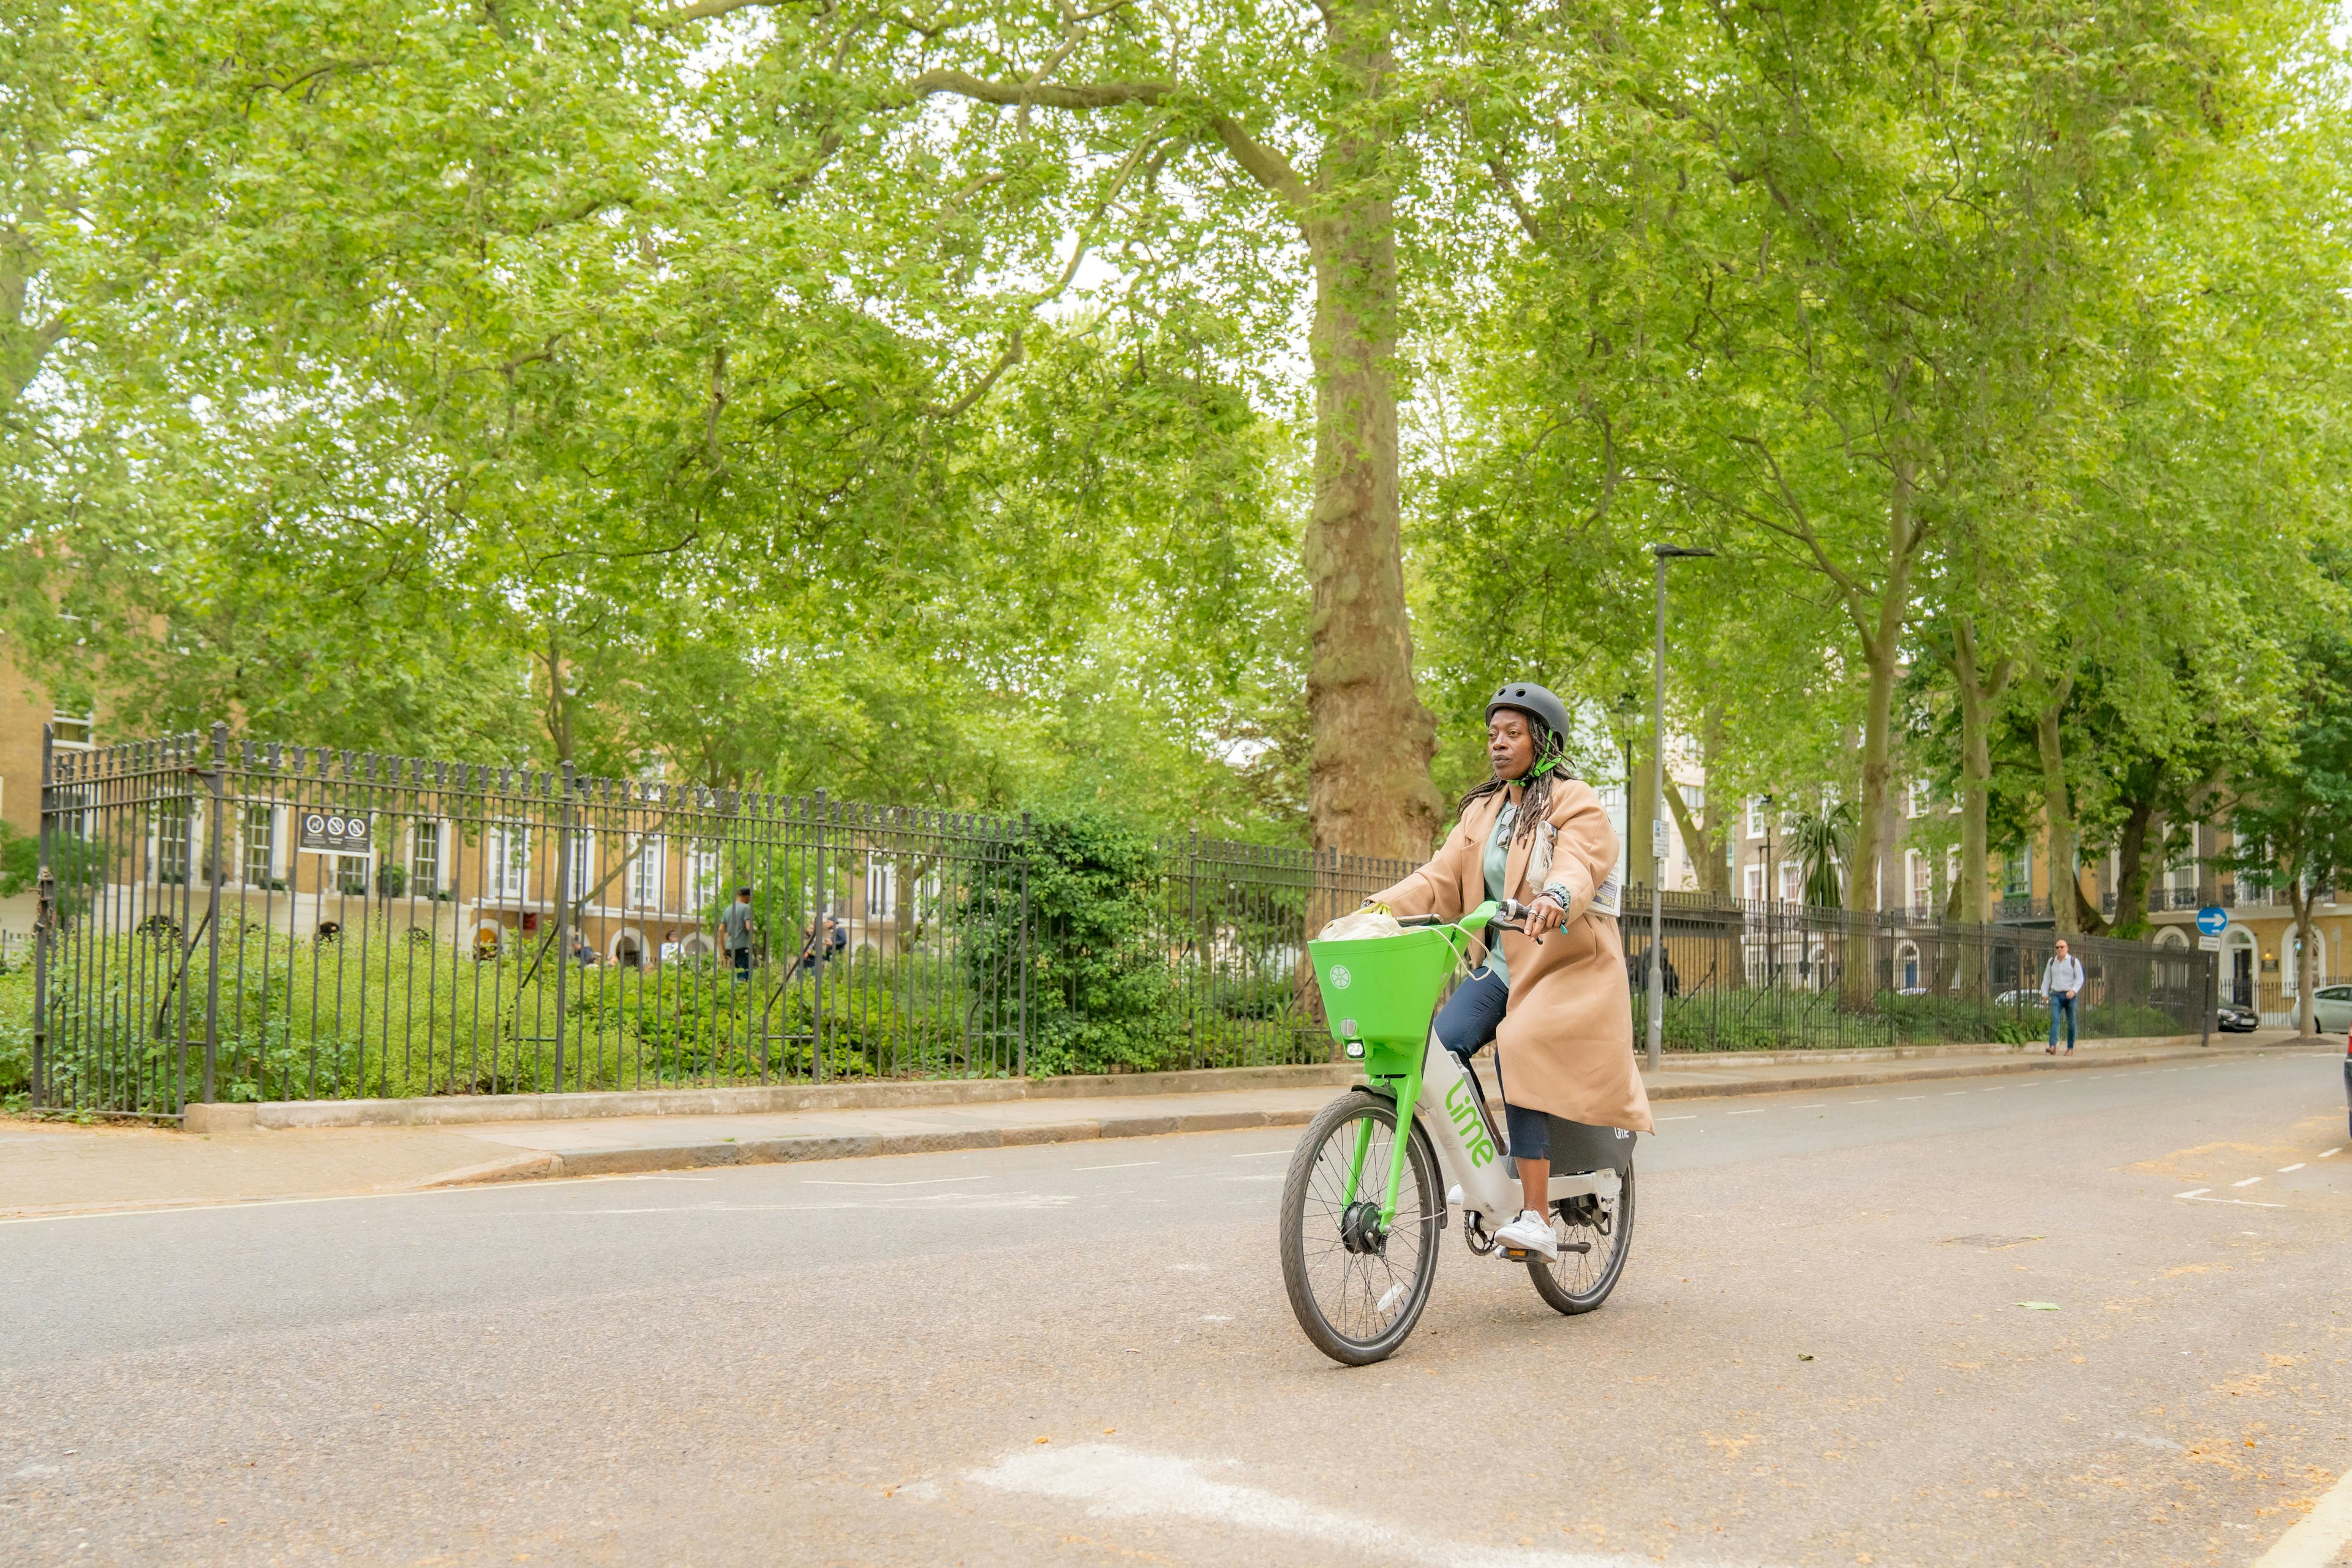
[1373, 778, 1653, 1134]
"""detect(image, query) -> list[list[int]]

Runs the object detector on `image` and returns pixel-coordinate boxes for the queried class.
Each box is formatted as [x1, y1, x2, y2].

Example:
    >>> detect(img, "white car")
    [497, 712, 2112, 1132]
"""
[1995, 988, 2050, 1008]
[2311, 984, 2352, 1035]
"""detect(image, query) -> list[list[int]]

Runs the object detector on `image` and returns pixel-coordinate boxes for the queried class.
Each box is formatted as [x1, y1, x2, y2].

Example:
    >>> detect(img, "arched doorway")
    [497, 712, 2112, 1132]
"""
[2219, 927, 2255, 1008]
[609, 926, 646, 968]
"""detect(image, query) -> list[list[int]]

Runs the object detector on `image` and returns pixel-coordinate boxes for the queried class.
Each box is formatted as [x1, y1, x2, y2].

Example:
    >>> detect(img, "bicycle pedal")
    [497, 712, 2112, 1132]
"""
[1502, 1247, 1531, 1261]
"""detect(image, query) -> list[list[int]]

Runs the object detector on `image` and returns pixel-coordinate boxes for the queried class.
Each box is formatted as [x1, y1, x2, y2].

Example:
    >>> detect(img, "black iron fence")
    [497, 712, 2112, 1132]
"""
[26, 726, 1406, 1116]
[1620, 888, 2214, 1052]
[23, 726, 2216, 1117]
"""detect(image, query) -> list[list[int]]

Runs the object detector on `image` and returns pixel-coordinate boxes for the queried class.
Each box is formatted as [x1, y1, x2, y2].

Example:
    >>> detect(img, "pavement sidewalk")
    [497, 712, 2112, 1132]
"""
[0, 1031, 2307, 1220]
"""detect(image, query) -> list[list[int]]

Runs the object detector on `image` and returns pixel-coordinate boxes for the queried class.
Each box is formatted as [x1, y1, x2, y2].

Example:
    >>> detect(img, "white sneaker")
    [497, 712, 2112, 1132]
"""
[1493, 1208, 1559, 1260]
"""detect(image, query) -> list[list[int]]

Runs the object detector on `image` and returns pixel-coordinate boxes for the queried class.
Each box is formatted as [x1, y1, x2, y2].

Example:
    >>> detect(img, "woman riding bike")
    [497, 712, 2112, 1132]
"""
[1363, 681, 1653, 1259]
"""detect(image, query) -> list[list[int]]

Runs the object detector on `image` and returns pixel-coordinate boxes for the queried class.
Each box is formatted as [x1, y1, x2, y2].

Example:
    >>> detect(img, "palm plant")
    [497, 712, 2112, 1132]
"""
[1787, 802, 1857, 908]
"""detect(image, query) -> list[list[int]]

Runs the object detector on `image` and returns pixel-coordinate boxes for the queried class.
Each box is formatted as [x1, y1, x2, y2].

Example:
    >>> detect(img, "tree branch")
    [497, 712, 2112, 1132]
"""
[908, 68, 1172, 112]
[1207, 116, 1306, 212]
[1485, 155, 1547, 247]
[924, 330, 1023, 418]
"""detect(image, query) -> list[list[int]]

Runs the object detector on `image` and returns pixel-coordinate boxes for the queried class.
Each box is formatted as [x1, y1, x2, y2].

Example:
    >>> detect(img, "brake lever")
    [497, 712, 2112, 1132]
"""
[1493, 899, 1544, 946]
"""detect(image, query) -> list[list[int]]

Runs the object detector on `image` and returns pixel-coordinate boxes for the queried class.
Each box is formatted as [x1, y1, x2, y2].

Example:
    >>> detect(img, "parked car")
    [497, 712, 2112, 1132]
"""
[2312, 984, 2352, 1035]
[2342, 1030, 2350, 1139]
[2214, 1002, 2260, 1033]
[1994, 988, 2049, 1008]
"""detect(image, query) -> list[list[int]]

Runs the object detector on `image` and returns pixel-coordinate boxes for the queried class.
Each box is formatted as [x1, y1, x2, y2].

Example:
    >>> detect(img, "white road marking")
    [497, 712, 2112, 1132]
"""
[2252, 1461, 2352, 1567]
[965, 1442, 1774, 1568]
[1073, 1162, 1160, 1172]
[1850, 1099, 1879, 1104]
[1943, 1091, 1969, 1096]
[1897, 1095, 1928, 1101]
[1725, 1109, 1767, 1117]
[2278, 1164, 2305, 1173]
[1658, 1115, 1698, 1121]
[1232, 1150, 1290, 1159]
[2323, 1148, 2342, 1159]
[2233, 1177, 2265, 1188]
[2181, 1196, 2285, 1208]
[2176, 1189, 2211, 1199]
[1795, 1104, 1827, 1109]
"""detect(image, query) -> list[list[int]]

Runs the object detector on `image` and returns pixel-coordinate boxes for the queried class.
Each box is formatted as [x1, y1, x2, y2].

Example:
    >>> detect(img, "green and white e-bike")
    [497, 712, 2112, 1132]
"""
[1278, 899, 1637, 1366]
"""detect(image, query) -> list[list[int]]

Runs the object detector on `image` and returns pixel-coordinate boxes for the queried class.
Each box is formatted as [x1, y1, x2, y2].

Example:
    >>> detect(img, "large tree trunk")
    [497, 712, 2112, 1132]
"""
[2100, 763, 2165, 940]
[1844, 505, 1914, 920]
[1950, 617, 2009, 929]
[2291, 878, 2318, 1038]
[1661, 703, 1728, 895]
[1301, 1, 1438, 859]
[1840, 459, 1924, 1008]
[2034, 681, 2079, 937]
[1627, 721, 1657, 894]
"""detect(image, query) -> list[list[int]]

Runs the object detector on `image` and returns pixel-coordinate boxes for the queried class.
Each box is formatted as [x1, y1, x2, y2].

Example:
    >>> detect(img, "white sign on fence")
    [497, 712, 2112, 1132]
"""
[298, 810, 372, 853]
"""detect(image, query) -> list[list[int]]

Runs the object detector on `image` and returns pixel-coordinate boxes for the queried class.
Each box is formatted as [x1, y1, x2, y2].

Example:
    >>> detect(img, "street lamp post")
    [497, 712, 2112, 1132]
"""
[1647, 543, 1716, 1071]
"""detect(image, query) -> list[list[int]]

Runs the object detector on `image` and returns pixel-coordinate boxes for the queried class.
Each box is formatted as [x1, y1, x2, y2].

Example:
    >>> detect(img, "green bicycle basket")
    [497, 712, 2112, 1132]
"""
[1307, 924, 1471, 1074]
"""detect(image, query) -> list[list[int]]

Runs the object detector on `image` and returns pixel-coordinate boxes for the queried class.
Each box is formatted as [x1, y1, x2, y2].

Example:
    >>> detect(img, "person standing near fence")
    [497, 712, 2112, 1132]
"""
[2044, 940, 2084, 1054]
[722, 888, 757, 981]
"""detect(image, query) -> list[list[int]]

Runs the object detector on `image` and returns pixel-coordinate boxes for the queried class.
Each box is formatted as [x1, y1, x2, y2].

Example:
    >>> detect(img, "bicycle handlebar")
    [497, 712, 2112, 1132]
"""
[1384, 899, 1545, 944]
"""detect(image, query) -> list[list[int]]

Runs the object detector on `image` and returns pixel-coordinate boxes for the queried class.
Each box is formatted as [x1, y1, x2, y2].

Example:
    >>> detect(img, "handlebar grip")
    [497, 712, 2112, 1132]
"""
[1492, 897, 1544, 945]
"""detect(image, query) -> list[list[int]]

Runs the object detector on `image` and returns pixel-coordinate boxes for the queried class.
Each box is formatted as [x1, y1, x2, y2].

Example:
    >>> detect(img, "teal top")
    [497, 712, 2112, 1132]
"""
[1481, 799, 1517, 982]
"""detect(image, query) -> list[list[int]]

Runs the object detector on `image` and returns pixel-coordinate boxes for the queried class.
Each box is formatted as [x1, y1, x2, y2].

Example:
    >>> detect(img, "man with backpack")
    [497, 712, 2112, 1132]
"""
[2044, 940, 2085, 1054]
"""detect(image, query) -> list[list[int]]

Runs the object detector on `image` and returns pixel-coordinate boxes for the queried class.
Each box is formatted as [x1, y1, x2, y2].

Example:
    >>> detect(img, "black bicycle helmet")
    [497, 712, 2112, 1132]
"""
[1485, 680, 1571, 741]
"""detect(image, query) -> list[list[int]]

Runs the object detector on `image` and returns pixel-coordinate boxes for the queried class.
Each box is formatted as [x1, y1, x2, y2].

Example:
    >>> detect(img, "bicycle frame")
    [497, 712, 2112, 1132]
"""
[1357, 1028, 1621, 1227]
[1324, 902, 1621, 1229]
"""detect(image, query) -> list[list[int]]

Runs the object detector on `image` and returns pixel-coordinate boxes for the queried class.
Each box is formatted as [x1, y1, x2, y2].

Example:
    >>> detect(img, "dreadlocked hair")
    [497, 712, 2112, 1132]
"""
[1458, 717, 1570, 845]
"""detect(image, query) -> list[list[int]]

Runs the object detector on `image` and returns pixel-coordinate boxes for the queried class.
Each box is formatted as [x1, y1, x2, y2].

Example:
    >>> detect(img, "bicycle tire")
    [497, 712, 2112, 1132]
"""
[1279, 1091, 1442, 1366]
[1526, 1157, 1635, 1315]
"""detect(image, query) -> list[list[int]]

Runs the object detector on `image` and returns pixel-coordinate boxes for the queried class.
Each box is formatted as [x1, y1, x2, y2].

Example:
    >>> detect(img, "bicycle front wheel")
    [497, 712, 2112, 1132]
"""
[1279, 1091, 1441, 1366]
[1528, 1157, 1635, 1314]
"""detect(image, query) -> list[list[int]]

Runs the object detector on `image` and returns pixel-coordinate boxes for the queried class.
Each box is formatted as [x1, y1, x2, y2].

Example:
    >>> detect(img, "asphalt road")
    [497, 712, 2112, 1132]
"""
[3, 1049, 2347, 1568]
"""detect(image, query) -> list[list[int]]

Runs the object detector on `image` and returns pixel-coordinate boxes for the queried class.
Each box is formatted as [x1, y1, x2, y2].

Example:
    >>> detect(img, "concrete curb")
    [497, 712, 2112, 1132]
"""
[403, 1107, 1322, 1188]
[243, 1062, 1357, 1130]
[1645, 1040, 2267, 1101]
[402, 1039, 2286, 1188]
[210, 1030, 2259, 1132]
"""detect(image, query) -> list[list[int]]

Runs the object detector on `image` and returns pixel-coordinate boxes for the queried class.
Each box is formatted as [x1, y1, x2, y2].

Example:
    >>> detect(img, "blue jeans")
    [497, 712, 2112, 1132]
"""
[2049, 992, 2077, 1050]
[1431, 967, 1550, 1161]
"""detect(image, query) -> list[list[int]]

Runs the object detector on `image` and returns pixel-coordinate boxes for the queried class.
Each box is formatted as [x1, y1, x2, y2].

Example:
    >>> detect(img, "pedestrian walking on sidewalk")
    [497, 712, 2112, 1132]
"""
[2044, 940, 2084, 1054]
[722, 887, 757, 981]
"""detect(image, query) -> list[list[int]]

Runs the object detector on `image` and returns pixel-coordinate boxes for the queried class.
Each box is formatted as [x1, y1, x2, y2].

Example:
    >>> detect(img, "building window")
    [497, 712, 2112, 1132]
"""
[628, 834, 664, 909]
[411, 821, 442, 894]
[563, 829, 595, 903]
[1745, 797, 1763, 839]
[867, 855, 898, 921]
[1744, 862, 1765, 902]
[1906, 780, 1929, 819]
[242, 803, 274, 886]
[686, 842, 720, 911]
[487, 823, 530, 900]
[156, 796, 197, 883]
[334, 853, 369, 895]
[1908, 851, 1932, 913]
[51, 711, 96, 748]
[2002, 850, 2030, 900]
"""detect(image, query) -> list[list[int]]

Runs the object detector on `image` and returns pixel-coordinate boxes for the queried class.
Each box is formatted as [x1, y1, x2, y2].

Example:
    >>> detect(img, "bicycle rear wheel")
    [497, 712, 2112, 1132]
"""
[1527, 1158, 1635, 1314]
[1279, 1091, 1441, 1365]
